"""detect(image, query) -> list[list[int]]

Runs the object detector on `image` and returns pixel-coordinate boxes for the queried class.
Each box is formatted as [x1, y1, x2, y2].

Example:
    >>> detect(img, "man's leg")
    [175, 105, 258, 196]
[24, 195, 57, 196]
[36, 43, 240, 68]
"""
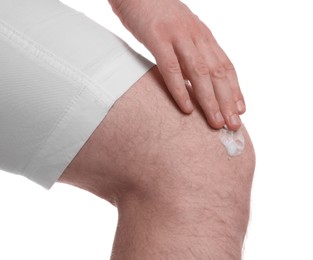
[59, 66, 255, 260]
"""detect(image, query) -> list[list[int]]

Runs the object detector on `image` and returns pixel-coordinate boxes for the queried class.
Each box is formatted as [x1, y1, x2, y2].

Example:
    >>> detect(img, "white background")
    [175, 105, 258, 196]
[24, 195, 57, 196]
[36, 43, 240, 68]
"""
[1, 0, 313, 259]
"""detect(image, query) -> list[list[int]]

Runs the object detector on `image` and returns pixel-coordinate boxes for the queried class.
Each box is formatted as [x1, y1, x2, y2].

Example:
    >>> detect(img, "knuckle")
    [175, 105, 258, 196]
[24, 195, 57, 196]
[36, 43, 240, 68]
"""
[223, 60, 236, 72]
[211, 64, 227, 79]
[219, 99, 236, 111]
[192, 59, 210, 76]
[164, 61, 181, 74]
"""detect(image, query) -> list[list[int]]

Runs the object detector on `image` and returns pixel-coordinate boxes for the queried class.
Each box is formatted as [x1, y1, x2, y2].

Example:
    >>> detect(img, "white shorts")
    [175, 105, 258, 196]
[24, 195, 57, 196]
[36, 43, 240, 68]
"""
[0, 0, 154, 189]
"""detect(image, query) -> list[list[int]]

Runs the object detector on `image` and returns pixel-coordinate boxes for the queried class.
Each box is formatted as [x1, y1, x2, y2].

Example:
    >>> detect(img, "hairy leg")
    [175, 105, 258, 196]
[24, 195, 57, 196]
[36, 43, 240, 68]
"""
[59, 66, 255, 260]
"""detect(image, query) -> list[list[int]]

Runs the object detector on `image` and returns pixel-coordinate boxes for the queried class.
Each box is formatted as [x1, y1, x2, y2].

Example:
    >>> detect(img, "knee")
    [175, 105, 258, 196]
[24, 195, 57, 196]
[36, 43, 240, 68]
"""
[107, 68, 255, 208]
[59, 67, 255, 259]
[111, 77, 255, 254]
[60, 66, 255, 212]
[121, 118, 255, 210]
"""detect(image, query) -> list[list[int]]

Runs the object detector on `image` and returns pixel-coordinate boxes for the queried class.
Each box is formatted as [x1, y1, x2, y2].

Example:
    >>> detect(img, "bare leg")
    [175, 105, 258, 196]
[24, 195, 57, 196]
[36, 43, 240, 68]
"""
[59, 66, 255, 260]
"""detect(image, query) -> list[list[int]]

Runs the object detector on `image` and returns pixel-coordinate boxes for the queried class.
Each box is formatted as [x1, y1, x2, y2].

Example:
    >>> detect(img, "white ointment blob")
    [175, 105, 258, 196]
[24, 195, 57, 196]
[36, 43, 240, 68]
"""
[219, 126, 245, 157]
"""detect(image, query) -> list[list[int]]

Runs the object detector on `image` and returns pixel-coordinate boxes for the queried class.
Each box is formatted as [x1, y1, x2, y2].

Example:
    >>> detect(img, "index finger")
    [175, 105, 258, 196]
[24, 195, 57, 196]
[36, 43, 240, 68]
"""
[153, 43, 194, 114]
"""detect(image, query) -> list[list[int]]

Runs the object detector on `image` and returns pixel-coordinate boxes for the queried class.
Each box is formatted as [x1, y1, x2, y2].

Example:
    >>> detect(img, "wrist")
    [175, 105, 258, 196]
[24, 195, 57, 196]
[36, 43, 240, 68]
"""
[108, 0, 146, 39]
[108, 0, 139, 14]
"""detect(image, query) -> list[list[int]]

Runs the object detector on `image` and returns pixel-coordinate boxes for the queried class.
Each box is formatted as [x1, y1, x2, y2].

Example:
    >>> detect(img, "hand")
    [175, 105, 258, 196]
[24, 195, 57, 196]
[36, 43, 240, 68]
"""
[109, 0, 245, 130]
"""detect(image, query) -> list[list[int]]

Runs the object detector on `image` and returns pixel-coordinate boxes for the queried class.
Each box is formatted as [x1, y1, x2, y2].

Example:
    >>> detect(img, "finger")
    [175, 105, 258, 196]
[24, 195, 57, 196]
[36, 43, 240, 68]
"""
[153, 44, 194, 114]
[213, 43, 246, 114]
[202, 27, 246, 115]
[188, 39, 241, 130]
[174, 39, 225, 129]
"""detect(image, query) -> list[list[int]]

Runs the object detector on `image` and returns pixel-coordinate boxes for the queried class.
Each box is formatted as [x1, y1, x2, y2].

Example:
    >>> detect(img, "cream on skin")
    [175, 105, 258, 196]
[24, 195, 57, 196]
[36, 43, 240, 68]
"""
[220, 126, 245, 157]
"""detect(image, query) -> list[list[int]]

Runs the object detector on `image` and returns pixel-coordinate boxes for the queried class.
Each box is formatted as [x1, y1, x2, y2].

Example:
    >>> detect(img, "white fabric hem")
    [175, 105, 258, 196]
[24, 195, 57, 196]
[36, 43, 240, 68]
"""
[0, 17, 154, 189]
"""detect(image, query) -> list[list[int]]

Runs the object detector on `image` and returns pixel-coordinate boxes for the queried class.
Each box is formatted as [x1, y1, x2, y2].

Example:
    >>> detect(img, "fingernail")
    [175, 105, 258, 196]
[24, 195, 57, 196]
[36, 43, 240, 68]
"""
[215, 111, 224, 124]
[185, 99, 193, 112]
[230, 114, 241, 126]
[236, 100, 246, 113]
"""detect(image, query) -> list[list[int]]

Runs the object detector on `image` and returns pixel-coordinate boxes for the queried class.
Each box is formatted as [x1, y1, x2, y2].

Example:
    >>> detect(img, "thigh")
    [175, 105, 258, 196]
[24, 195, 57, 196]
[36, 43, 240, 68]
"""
[0, 0, 152, 188]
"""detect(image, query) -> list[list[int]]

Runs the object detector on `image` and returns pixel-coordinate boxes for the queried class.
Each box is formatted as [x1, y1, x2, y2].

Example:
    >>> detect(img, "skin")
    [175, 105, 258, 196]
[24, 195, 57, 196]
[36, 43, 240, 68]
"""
[59, 2, 255, 258]
[1, 1, 254, 258]
[108, 0, 246, 131]
[59, 67, 255, 260]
